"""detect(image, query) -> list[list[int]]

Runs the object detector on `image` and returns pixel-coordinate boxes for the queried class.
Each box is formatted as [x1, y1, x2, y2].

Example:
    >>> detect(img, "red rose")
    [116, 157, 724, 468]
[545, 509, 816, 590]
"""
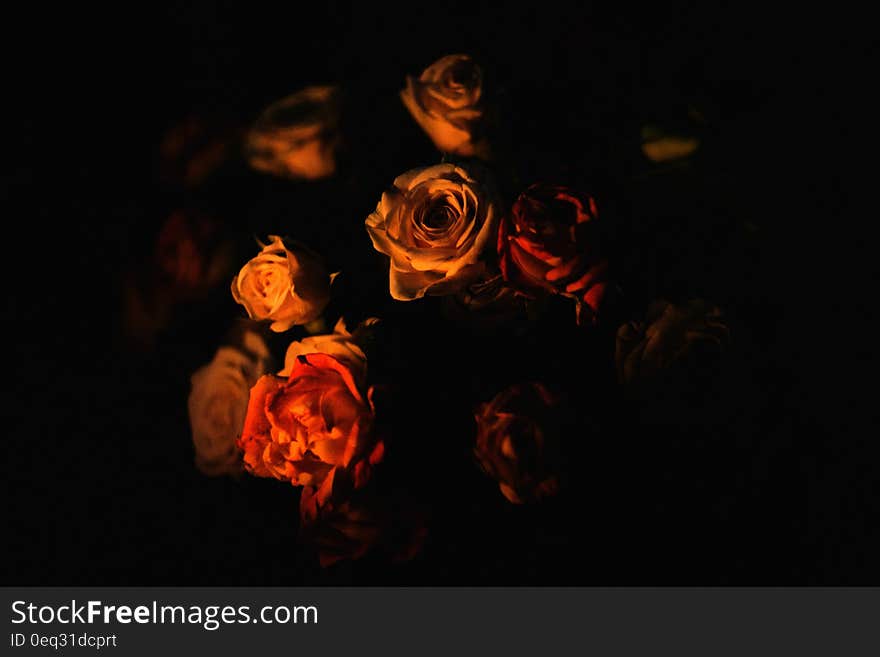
[299, 469, 427, 568]
[237, 353, 383, 500]
[155, 209, 232, 296]
[158, 115, 240, 188]
[498, 184, 609, 325]
[473, 382, 564, 504]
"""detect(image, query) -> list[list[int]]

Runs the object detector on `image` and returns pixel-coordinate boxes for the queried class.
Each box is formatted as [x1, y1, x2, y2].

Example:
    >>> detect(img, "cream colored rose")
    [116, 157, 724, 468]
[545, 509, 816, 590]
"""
[231, 235, 332, 332]
[365, 164, 497, 300]
[279, 317, 378, 383]
[400, 54, 486, 157]
[245, 86, 341, 180]
[188, 332, 270, 476]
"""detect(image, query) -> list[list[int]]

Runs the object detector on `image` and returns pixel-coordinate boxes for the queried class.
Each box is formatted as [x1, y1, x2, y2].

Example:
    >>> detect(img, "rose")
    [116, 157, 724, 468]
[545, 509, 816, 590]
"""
[498, 183, 609, 325]
[244, 86, 341, 180]
[155, 210, 233, 296]
[439, 273, 527, 333]
[231, 235, 333, 332]
[365, 163, 498, 300]
[188, 331, 270, 476]
[400, 54, 487, 157]
[279, 317, 378, 384]
[473, 382, 563, 504]
[299, 469, 427, 568]
[123, 209, 234, 347]
[300, 488, 381, 568]
[159, 114, 241, 188]
[238, 353, 383, 496]
[615, 299, 729, 384]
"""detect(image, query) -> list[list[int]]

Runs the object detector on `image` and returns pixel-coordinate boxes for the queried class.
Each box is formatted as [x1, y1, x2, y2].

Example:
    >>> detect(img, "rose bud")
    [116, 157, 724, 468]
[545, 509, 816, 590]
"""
[188, 331, 271, 476]
[237, 353, 384, 496]
[279, 317, 379, 384]
[231, 235, 333, 332]
[365, 163, 498, 300]
[400, 54, 488, 158]
[498, 183, 609, 325]
[473, 382, 564, 504]
[615, 299, 730, 384]
[245, 86, 341, 180]
[299, 469, 428, 568]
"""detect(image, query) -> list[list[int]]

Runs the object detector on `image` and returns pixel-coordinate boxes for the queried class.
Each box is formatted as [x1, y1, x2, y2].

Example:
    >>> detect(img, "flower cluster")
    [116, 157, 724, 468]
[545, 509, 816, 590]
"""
[167, 52, 735, 570]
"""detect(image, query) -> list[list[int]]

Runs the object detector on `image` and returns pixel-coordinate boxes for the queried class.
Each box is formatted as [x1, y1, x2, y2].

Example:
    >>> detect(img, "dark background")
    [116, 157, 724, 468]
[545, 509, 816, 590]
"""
[4, 3, 866, 584]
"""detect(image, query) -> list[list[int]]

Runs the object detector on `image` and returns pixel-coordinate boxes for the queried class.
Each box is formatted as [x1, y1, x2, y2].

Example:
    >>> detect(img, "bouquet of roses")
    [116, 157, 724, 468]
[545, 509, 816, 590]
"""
[161, 53, 731, 569]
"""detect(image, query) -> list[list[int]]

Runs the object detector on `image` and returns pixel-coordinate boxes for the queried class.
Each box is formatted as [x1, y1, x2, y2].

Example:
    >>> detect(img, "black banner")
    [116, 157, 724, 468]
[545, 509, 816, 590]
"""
[3, 588, 879, 655]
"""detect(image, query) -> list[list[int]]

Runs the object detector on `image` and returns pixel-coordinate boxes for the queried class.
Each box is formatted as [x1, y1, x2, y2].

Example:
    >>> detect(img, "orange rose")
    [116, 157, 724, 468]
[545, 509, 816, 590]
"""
[278, 317, 379, 383]
[473, 382, 564, 504]
[498, 184, 609, 325]
[237, 353, 383, 498]
[400, 54, 487, 157]
[244, 86, 341, 180]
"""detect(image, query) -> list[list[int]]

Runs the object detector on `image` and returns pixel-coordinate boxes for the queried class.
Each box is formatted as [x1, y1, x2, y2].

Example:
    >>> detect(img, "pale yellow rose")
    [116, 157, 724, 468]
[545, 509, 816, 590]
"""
[188, 331, 270, 476]
[231, 236, 332, 332]
[245, 86, 341, 180]
[365, 163, 498, 300]
[279, 317, 378, 383]
[400, 54, 486, 157]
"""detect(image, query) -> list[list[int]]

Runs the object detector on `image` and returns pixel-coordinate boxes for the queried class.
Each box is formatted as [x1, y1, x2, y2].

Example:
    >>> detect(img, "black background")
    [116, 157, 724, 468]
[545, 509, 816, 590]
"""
[3, 3, 866, 584]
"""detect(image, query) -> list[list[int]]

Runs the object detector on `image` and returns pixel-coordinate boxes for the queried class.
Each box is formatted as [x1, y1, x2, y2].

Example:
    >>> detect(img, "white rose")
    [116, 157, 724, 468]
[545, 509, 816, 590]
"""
[279, 317, 378, 384]
[400, 54, 486, 157]
[188, 332, 270, 476]
[365, 163, 498, 300]
[245, 85, 341, 180]
[231, 235, 332, 332]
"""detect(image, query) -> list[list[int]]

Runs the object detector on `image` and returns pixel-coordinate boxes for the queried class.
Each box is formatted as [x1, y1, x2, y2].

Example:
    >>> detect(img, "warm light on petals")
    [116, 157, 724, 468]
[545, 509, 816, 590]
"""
[400, 54, 488, 157]
[499, 184, 609, 325]
[245, 86, 341, 180]
[231, 236, 332, 332]
[237, 353, 382, 493]
[188, 332, 271, 476]
[280, 317, 378, 385]
[366, 163, 498, 300]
